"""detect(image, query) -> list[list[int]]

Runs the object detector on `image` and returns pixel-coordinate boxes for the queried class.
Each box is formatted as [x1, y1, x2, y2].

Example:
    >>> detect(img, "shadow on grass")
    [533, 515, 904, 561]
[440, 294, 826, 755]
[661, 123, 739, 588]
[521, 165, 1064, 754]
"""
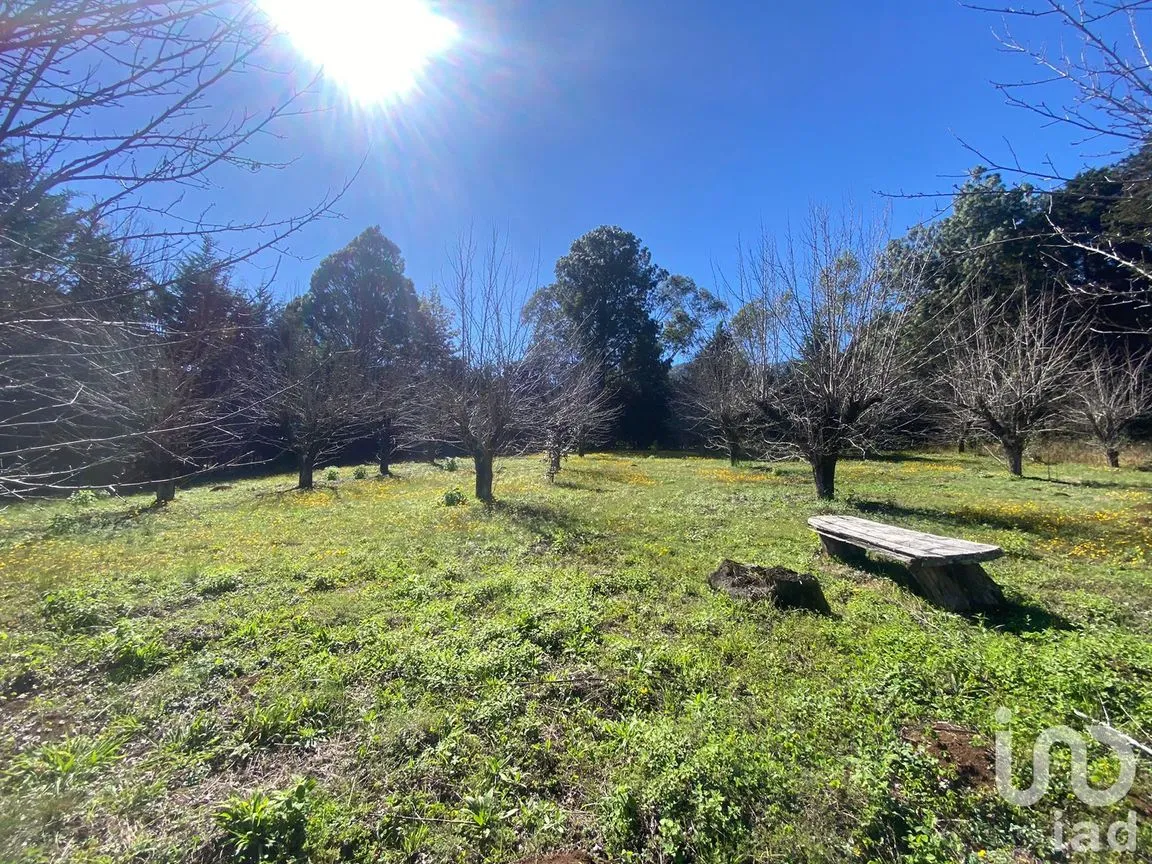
[747, 463, 808, 479]
[553, 478, 607, 493]
[559, 463, 658, 489]
[26, 499, 169, 542]
[254, 483, 343, 500]
[1027, 474, 1150, 491]
[967, 599, 1077, 634]
[851, 452, 949, 465]
[849, 498, 1105, 545]
[849, 554, 1075, 634]
[556, 467, 618, 486]
[488, 499, 586, 537]
[613, 449, 690, 460]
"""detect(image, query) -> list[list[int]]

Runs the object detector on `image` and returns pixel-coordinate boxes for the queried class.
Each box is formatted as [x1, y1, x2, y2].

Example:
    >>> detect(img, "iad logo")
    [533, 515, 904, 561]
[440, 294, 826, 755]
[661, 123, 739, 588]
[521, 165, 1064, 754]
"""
[994, 707, 1140, 854]
[994, 707, 1137, 807]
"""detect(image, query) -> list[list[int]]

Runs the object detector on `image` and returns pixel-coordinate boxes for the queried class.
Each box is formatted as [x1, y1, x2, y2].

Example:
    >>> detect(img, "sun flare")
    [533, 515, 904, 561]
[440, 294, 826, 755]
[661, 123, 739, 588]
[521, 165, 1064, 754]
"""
[259, 0, 459, 105]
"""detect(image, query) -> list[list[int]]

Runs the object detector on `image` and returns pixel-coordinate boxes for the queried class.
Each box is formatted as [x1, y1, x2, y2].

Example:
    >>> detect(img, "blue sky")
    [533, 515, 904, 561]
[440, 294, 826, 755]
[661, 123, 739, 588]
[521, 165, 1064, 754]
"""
[214, 0, 1089, 299]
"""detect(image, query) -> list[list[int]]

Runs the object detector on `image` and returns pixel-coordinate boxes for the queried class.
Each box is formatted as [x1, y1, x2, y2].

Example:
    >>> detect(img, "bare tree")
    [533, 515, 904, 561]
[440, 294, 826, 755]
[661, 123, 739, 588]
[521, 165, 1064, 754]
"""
[731, 206, 923, 500]
[970, 1, 1152, 163]
[247, 315, 383, 491]
[419, 230, 540, 502]
[372, 363, 424, 478]
[938, 290, 1086, 476]
[675, 325, 751, 465]
[0, 313, 147, 496]
[1074, 344, 1152, 467]
[0, 1, 335, 249]
[298, 226, 448, 478]
[420, 231, 614, 501]
[539, 358, 616, 482]
[0, 0, 345, 495]
[75, 329, 239, 503]
[0, 309, 259, 499]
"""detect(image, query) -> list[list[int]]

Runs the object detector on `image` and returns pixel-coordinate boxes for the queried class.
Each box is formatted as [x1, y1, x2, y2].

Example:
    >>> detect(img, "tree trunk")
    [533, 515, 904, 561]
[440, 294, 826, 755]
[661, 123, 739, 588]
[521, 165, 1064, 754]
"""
[154, 478, 176, 504]
[474, 451, 494, 502]
[1002, 439, 1024, 477]
[378, 419, 393, 476]
[727, 435, 738, 466]
[1106, 447, 1120, 469]
[957, 437, 966, 454]
[547, 448, 562, 482]
[810, 453, 837, 500]
[298, 452, 315, 490]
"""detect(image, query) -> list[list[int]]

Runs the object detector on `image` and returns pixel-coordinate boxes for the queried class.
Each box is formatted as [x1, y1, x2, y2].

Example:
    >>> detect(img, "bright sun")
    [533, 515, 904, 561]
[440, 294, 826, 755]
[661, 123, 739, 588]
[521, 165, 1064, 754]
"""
[259, 0, 459, 105]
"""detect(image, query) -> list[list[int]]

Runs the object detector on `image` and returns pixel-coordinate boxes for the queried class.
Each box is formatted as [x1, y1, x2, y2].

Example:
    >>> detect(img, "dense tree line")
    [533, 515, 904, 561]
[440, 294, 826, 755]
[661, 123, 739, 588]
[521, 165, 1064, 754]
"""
[4, 150, 1152, 503]
[0, 180, 715, 501]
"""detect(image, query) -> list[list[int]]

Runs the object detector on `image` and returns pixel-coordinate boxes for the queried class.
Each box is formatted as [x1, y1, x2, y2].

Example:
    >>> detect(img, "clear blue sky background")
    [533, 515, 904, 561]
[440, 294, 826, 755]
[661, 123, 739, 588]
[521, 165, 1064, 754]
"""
[214, 0, 1089, 299]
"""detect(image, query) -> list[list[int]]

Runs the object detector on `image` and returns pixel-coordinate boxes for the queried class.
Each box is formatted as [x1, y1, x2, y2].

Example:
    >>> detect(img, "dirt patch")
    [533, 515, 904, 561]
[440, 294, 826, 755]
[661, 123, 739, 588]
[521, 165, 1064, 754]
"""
[1133, 503, 1152, 526]
[902, 721, 994, 789]
[708, 559, 831, 613]
[3, 668, 40, 697]
[513, 853, 593, 864]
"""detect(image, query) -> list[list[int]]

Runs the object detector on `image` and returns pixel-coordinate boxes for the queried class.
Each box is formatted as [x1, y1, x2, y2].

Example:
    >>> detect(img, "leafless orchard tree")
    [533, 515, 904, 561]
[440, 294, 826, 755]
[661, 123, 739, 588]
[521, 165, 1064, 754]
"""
[1073, 344, 1152, 467]
[371, 361, 430, 478]
[973, 1, 1152, 155]
[675, 325, 751, 466]
[539, 357, 616, 482]
[729, 206, 925, 500]
[0, 0, 345, 495]
[938, 290, 1087, 476]
[71, 327, 240, 503]
[420, 230, 613, 501]
[0, 314, 143, 496]
[421, 230, 540, 502]
[245, 318, 386, 491]
[0, 310, 261, 500]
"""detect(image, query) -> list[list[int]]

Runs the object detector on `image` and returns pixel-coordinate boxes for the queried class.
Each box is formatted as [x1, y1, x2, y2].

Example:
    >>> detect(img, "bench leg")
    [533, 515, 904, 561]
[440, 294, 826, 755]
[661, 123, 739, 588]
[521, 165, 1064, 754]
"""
[906, 562, 1005, 613]
[819, 534, 866, 563]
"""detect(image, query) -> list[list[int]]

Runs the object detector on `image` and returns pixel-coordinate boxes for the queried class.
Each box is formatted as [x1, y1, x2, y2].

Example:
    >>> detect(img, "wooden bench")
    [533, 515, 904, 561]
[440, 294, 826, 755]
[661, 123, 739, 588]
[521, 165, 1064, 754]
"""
[808, 514, 1005, 613]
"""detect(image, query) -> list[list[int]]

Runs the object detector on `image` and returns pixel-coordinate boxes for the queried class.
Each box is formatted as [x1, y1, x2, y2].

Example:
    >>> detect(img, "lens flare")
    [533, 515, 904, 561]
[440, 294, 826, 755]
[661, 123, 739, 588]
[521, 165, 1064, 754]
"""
[259, 0, 459, 105]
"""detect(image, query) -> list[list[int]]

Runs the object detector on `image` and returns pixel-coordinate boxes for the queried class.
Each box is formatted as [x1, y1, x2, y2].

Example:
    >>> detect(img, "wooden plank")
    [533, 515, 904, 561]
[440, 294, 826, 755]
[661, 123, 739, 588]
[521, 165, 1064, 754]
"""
[807, 515, 1002, 565]
[907, 561, 1006, 612]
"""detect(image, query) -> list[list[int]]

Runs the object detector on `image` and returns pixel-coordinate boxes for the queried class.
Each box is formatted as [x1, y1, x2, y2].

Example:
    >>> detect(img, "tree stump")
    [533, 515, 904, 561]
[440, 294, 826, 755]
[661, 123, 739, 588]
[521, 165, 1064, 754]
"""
[708, 559, 831, 614]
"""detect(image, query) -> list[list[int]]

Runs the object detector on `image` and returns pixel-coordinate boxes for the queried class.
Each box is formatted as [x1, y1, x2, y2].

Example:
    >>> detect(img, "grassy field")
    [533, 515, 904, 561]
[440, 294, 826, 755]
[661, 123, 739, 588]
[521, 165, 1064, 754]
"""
[1, 452, 1150, 863]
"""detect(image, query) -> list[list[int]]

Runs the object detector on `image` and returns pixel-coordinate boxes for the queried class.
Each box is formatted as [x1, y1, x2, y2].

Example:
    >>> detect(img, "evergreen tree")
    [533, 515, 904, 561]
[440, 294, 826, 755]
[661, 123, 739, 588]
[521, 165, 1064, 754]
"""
[527, 226, 671, 447]
[299, 227, 436, 474]
[302, 226, 421, 359]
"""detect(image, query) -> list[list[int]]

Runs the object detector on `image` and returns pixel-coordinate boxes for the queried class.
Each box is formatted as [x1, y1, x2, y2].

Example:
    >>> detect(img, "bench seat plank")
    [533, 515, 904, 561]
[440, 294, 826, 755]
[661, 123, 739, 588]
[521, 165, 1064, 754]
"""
[807, 515, 1003, 565]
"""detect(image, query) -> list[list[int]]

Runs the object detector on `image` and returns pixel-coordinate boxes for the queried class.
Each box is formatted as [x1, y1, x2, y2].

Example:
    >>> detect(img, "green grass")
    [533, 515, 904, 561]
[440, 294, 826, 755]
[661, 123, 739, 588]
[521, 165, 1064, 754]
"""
[1, 452, 1150, 863]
